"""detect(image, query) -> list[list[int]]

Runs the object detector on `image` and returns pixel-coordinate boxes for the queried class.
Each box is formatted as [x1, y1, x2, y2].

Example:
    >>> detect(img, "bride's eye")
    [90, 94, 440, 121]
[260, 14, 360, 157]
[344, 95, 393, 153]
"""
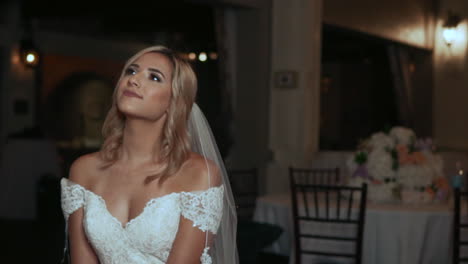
[150, 73, 161, 82]
[125, 68, 136, 75]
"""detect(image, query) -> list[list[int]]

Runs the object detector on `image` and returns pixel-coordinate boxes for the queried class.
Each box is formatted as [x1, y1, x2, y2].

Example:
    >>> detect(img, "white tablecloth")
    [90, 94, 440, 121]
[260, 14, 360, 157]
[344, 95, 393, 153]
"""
[254, 194, 452, 264]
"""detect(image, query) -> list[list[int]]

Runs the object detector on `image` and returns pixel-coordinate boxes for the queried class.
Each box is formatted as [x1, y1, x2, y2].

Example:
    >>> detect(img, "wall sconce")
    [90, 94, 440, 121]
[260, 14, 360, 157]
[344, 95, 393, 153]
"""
[20, 38, 40, 68]
[443, 11, 462, 46]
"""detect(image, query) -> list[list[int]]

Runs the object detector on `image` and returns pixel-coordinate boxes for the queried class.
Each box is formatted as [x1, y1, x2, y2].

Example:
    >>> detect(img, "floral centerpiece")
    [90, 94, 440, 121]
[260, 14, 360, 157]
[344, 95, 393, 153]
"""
[347, 127, 449, 204]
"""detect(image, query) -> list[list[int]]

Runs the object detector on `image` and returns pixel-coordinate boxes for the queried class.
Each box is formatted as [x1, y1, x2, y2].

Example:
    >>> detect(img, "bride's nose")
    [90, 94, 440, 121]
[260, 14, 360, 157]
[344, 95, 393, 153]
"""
[128, 74, 140, 87]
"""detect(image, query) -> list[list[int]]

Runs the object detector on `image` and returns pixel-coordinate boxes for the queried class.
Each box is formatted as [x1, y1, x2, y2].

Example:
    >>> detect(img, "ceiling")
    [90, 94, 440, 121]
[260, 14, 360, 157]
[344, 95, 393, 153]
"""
[20, 0, 217, 50]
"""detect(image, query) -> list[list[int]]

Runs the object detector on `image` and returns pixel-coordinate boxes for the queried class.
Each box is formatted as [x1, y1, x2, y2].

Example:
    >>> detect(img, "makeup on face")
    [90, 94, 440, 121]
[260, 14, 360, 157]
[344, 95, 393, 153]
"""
[126, 64, 166, 83]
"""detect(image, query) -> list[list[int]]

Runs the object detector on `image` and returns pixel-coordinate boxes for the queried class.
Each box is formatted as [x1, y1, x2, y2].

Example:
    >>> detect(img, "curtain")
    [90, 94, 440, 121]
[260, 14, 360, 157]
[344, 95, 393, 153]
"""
[387, 45, 414, 128]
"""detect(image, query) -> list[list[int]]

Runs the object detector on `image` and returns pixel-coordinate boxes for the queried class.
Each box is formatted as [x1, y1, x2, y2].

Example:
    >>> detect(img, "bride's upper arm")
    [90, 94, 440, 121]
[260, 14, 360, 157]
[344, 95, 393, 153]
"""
[65, 154, 100, 264]
[166, 215, 212, 264]
[166, 156, 224, 264]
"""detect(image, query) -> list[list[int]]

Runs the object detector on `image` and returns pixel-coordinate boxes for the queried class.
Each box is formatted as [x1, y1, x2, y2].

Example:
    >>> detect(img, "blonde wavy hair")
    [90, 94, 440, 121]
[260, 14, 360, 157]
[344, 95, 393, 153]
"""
[100, 46, 197, 182]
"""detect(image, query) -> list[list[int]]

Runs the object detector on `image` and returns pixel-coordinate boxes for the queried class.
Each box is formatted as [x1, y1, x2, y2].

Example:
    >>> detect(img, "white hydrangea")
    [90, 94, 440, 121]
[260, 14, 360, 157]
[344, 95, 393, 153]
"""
[366, 150, 395, 181]
[367, 132, 395, 151]
[389, 127, 415, 145]
[347, 125, 445, 204]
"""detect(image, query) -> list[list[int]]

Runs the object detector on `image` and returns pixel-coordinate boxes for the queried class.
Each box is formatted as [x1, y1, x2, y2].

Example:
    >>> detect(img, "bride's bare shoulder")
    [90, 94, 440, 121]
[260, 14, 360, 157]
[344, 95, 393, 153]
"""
[177, 152, 222, 190]
[68, 152, 104, 189]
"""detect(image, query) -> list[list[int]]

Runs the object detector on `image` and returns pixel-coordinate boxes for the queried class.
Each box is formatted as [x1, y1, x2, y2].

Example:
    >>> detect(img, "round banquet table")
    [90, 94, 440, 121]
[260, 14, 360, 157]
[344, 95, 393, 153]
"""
[253, 193, 453, 264]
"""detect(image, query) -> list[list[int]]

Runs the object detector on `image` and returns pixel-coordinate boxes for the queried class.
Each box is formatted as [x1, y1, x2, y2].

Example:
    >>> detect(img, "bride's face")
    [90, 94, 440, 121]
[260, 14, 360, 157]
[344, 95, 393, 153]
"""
[117, 52, 173, 121]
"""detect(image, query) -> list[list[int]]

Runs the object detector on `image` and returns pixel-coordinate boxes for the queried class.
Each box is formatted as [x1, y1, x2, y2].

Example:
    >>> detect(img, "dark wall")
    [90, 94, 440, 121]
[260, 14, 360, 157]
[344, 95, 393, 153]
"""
[324, 0, 435, 49]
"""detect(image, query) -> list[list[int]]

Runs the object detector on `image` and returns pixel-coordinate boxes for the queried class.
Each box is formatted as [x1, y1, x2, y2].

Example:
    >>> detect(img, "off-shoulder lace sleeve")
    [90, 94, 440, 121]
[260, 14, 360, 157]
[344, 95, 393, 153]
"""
[60, 178, 86, 221]
[179, 185, 224, 234]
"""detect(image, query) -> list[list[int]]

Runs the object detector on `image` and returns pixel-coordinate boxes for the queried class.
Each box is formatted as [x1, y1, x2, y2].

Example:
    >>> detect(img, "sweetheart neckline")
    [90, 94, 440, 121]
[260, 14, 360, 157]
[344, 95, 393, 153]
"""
[91, 189, 178, 229]
[61, 178, 223, 230]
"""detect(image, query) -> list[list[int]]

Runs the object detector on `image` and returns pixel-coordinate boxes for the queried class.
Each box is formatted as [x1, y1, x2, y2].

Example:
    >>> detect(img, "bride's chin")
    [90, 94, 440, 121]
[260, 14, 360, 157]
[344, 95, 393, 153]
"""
[117, 103, 142, 118]
[117, 102, 167, 122]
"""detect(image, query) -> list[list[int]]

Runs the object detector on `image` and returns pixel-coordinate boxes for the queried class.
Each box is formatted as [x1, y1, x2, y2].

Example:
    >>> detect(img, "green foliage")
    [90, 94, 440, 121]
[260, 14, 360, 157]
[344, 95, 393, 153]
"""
[354, 151, 367, 165]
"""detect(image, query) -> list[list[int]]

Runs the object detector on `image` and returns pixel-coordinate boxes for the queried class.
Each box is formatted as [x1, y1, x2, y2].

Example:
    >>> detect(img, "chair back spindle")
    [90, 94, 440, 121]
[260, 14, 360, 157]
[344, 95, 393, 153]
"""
[289, 166, 367, 264]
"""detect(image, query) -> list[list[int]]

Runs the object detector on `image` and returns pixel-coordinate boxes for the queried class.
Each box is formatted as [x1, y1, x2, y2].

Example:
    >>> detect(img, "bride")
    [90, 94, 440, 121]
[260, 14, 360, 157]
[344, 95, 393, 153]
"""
[60, 46, 238, 264]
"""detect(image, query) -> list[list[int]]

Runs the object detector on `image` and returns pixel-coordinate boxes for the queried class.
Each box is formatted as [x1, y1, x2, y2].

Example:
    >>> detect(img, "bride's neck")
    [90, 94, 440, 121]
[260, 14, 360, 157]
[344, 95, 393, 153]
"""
[120, 117, 165, 165]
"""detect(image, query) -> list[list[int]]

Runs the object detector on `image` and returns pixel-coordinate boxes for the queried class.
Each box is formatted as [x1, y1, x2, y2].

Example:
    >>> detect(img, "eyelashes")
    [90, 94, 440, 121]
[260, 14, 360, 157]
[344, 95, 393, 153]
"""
[125, 67, 136, 76]
[150, 73, 161, 82]
[124, 67, 162, 82]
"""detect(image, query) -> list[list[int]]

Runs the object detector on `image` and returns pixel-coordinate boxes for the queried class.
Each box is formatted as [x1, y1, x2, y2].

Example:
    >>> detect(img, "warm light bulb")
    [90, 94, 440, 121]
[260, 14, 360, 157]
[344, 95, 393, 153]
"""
[26, 53, 36, 63]
[459, 169, 464, 175]
[198, 52, 207, 62]
[23, 50, 39, 67]
[188, 52, 196, 61]
[443, 27, 458, 46]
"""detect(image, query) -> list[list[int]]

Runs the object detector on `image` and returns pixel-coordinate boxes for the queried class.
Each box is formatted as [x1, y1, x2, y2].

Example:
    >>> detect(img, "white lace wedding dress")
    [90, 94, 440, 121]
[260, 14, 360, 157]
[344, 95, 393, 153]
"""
[61, 178, 224, 264]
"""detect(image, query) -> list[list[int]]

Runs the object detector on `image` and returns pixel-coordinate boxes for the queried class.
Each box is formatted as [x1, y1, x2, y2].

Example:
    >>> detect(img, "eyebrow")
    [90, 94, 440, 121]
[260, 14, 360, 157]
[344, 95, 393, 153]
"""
[129, 63, 166, 79]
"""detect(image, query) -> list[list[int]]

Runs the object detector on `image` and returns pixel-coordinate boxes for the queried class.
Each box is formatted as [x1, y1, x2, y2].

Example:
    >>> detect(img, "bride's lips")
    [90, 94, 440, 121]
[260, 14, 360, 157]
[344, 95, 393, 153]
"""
[123, 90, 143, 99]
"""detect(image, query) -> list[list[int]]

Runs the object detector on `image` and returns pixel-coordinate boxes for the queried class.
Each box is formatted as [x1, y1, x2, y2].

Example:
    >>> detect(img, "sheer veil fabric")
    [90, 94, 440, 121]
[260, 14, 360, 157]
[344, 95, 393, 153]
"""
[188, 103, 239, 264]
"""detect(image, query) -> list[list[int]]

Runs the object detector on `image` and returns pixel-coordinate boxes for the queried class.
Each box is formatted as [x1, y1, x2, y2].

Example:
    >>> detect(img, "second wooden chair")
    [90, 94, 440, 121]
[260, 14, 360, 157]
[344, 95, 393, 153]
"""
[289, 167, 367, 264]
[454, 188, 468, 264]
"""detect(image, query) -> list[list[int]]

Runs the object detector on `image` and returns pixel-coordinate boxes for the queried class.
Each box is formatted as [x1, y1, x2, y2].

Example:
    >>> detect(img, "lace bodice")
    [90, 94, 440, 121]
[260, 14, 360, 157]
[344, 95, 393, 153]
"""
[60, 178, 224, 264]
